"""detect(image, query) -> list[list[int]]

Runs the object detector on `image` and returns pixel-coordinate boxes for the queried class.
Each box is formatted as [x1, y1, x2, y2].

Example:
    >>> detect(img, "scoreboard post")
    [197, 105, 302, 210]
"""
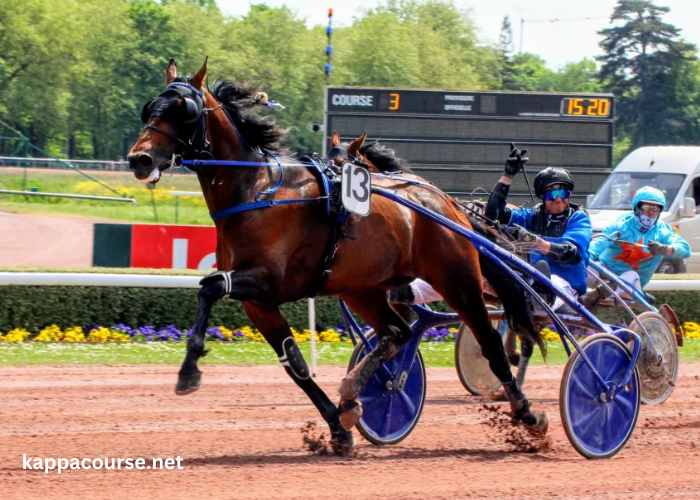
[324, 87, 614, 204]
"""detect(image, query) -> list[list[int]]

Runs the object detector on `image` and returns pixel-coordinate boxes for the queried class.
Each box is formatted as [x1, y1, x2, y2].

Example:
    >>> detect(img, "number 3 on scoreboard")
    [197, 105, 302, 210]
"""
[389, 93, 400, 111]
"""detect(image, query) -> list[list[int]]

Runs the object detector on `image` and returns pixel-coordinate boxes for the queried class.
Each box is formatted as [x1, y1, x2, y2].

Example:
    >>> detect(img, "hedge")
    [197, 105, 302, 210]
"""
[0, 285, 697, 333]
[0, 286, 350, 332]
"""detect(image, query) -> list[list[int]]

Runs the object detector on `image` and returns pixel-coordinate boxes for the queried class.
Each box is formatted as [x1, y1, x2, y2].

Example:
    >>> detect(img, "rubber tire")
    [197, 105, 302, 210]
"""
[347, 330, 427, 445]
[455, 306, 508, 395]
[628, 312, 679, 405]
[560, 333, 641, 460]
[656, 260, 677, 274]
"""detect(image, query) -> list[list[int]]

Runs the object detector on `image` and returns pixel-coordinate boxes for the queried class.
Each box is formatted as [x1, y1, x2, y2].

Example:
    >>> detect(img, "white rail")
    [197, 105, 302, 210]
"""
[0, 190, 136, 203]
[645, 280, 700, 291]
[0, 272, 697, 290]
[0, 273, 201, 288]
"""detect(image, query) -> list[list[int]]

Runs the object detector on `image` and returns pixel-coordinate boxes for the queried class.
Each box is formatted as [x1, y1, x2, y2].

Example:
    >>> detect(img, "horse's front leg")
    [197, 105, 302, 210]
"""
[176, 269, 270, 395]
[244, 302, 354, 455]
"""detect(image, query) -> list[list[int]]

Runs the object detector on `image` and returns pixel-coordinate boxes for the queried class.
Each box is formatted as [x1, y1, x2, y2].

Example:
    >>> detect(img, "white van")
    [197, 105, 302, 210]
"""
[586, 146, 699, 273]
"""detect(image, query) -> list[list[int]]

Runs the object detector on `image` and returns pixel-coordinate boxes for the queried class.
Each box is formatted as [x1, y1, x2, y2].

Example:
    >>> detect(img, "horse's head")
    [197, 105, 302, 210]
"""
[326, 131, 374, 169]
[128, 58, 209, 183]
[327, 133, 412, 175]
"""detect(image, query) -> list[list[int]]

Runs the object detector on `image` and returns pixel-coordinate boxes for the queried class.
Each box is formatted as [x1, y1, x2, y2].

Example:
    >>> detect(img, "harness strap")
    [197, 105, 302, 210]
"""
[254, 153, 284, 201]
[145, 125, 190, 148]
[209, 196, 328, 221]
[308, 210, 351, 298]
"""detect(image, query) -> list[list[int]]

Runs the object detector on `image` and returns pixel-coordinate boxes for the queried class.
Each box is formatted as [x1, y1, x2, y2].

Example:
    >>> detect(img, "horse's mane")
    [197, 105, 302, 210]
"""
[360, 141, 413, 174]
[206, 78, 287, 154]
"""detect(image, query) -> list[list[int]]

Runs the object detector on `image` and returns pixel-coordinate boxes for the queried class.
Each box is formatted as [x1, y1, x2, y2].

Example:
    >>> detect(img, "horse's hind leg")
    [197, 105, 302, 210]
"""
[423, 264, 548, 433]
[244, 302, 354, 454]
[336, 290, 414, 430]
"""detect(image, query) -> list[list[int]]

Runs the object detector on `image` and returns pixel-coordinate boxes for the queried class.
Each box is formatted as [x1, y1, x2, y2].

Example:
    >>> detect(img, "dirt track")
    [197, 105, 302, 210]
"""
[0, 212, 93, 267]
[1, 363, 699, 499]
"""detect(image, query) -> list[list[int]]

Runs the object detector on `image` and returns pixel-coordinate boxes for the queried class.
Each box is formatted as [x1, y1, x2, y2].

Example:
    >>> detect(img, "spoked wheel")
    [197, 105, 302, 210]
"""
[628, 312, 679, 405]
[347, 330, 426, 445]
[560, 333, 640, 459]
[455, 306, 507, 395]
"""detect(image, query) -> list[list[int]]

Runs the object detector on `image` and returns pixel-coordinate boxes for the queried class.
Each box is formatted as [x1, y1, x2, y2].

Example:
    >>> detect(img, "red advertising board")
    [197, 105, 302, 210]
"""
[131, 224, 217, 269]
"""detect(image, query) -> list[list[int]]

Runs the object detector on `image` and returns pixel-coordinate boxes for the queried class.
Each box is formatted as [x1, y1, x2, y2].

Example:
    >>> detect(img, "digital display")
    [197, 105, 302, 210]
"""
[325, 87, 615, 197]
[327, 88, 614, 118]
[561, 97, 612, 118]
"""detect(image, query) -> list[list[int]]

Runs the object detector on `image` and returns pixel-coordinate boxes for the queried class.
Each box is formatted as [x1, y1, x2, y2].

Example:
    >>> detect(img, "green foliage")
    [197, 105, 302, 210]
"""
[0, 286, 354, 332]
[2, 0, 698, 161]
[598, 0, 700, 148]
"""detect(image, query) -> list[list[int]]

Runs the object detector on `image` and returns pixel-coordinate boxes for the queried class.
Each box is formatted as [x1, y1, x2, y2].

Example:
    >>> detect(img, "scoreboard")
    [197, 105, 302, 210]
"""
[324, 87, 615, 204]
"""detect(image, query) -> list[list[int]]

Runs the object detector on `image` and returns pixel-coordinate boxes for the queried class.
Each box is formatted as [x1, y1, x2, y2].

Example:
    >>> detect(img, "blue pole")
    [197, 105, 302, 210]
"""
[325, 9, 333, 85]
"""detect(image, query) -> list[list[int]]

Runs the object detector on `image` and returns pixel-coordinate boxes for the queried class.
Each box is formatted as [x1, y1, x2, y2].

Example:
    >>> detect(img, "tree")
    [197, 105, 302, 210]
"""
[499, 15, 514, 56]
[598, 0, 700, 147]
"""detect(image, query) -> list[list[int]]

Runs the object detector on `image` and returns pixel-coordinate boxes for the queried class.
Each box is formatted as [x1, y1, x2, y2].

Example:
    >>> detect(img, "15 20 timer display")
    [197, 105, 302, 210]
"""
[561, 97, 611, 117]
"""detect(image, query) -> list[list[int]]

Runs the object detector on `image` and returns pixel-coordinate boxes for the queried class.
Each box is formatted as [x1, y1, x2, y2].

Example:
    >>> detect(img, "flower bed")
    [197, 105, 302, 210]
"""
[2, 322, 697, 343]
[0, 324, 459, 343]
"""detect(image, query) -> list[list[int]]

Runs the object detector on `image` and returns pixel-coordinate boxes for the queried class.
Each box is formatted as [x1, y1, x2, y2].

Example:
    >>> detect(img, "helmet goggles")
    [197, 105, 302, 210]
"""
[639, 203, 662, 216]
[543, 187, 571, 202]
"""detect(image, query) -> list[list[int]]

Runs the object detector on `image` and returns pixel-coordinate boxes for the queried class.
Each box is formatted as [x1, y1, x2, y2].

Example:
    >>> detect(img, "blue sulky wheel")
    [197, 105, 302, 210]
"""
[559, 333, 641, 459]
[347, 330, 426, 445]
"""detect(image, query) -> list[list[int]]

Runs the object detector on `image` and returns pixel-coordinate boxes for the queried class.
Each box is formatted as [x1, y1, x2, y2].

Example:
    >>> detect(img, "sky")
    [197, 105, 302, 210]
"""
[215, 0, 700, 69]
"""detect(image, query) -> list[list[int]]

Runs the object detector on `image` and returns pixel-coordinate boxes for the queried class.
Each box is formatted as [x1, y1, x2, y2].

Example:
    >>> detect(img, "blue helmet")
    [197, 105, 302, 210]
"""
[632, 186, 666, 211]
[632, 186, 666, 231]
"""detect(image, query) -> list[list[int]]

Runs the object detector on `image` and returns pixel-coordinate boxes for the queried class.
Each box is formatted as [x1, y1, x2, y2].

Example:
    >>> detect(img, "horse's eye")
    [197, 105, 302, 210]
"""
[141, 100, 154, 124]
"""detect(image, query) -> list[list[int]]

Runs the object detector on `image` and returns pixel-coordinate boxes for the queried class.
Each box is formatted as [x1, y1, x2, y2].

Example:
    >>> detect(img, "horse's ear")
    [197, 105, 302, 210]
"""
[191, 56, 208, 91]
[166, 58, 177, 85]
[331, 131, 341, 147]
[347, 132, 367, 155]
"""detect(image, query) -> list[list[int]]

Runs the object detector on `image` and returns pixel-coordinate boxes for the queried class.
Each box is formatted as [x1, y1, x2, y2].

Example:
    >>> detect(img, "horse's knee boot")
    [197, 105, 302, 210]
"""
[199, 270, 233, 301]
[279, 337, 309, 381]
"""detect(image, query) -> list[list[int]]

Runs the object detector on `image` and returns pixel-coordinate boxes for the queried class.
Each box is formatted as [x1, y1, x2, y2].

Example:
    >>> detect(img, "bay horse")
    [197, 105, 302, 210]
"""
[127, 58, 546, 454]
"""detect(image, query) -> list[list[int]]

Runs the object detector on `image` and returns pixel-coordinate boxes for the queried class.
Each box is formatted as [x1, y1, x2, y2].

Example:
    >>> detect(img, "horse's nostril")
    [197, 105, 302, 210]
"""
[137, 154, 153, 168]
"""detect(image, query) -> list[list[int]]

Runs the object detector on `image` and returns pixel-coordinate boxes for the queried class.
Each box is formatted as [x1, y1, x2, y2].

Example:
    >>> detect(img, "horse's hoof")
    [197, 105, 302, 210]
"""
[518, 411, 548, 436]
[330, 429, 355, 456]
[338, 399, 362, 430]
[175, 372, 201, 395]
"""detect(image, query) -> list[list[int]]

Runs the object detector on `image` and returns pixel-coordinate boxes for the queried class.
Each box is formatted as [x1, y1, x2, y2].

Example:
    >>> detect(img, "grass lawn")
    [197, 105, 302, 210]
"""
[0, 167, 212, 225]
[1, 339, 699, 367]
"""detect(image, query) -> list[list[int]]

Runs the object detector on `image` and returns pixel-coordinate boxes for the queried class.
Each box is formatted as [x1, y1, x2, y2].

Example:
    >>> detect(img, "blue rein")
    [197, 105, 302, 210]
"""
[179, 157, 331, 221]
[181, 96, 335, 221]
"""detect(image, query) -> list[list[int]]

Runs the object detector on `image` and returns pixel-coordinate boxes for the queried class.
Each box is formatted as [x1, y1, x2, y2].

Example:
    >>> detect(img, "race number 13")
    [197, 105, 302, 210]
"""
[341, 164, 371, 216]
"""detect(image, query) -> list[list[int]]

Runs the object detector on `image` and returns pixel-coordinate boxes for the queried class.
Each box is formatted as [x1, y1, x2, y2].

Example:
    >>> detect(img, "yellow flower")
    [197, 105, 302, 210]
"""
[684, 322, 700, 339]
[1, 328, 32, 342]
[540, 327, 560, 342]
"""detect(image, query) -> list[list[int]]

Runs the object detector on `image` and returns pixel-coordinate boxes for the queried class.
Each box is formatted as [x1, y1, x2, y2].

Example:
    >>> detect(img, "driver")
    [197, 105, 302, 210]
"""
[581, 186, 690, 306]
[391, 146, 592, 313]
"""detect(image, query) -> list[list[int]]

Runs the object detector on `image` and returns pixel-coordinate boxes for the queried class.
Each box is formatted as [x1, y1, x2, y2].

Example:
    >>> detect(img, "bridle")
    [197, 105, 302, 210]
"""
[140, 81, 212, 161]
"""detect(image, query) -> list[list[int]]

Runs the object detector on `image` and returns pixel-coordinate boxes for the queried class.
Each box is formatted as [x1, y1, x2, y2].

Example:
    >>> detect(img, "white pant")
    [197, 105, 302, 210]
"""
[589, 266, 641, 294]
[408, 276, 578, 312]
